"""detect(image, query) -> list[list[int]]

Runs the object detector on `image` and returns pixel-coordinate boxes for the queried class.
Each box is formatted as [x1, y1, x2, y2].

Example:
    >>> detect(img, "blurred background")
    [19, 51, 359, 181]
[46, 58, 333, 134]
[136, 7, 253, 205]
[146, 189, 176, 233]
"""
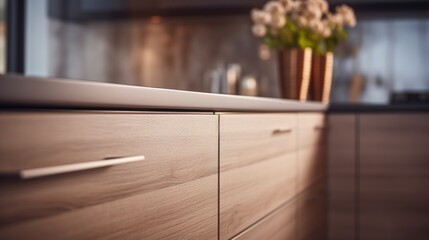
[2, 0, 429, 104]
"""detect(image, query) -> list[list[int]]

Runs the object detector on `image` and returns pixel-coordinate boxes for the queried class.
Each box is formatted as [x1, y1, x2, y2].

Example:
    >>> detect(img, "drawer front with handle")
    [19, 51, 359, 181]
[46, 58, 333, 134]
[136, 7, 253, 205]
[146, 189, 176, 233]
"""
[219, 114, 297, 240]
[0, 111, 218, 240]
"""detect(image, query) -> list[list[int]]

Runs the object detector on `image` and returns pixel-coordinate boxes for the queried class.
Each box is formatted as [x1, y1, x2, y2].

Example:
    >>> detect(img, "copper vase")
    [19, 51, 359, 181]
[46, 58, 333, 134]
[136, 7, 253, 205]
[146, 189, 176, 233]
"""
[311, 52, 334, 103]
[278, 48, 313, 101]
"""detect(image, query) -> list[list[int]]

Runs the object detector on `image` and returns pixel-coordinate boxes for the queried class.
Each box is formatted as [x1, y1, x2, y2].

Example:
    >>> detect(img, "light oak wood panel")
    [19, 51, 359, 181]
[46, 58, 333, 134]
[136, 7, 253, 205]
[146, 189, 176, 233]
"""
[0, 174, 218, 240]
[298, 113, 327, 149]
[220, 152, 297, 240]
[0, 112, 218, 238]
[298, 182, 327, 240]
[360, 114, 429, 240]
[297, 113, 327, 193]
[220, 114, 297, 172]
[328, 114, 356, 240]
[298, 145, 327, 193]
[233, 200, 297, 240]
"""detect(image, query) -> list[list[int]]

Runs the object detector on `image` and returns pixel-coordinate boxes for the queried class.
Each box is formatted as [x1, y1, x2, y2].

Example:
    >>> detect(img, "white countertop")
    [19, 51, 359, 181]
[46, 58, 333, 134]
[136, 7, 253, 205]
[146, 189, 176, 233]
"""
[0, 75, 327, 112]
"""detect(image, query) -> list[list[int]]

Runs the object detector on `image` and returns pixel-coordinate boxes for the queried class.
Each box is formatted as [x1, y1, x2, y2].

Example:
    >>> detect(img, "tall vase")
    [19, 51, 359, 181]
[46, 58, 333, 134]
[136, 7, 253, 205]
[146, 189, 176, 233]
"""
[311, 52, 334, 103]
[278, 48, 313, 101]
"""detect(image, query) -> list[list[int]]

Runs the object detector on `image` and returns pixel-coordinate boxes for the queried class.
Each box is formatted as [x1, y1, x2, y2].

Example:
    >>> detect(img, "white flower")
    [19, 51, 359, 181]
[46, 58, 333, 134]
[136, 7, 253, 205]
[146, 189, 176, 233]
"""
[318, 0, 329, 13]
[322, 27, 332, 37]
[279, 0, 299, 12]
[263, 1, 285, 15]
[336, 4, 356, 27]
[252, 24, 267, 37]
[297, 16, 309, 27]
[251, 9, 272, 25]
[327, 13, 343, 27]
[300, 0, 323, 20]
[271, 13, 286, 28]
[311, 21, 324, 35]
[321, 21, 332, 37]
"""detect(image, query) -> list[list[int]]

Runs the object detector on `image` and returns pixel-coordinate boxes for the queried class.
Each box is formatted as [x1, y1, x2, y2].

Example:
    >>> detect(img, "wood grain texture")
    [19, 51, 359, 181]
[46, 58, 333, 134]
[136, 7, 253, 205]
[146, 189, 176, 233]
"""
[298, 113, 327, 149]
[0, 175, 218, 240]
[220, 152, 297, 240]
[327, 114, 356, 240]
[360, 114, 429, 240]
[0, 112, 218, 239]
[220, 114, 297, 172]
[298, 145, 327, 193]
[297, 113, 327, 193]
[233, 200, 297, 240]
[298, 182, 327, 240]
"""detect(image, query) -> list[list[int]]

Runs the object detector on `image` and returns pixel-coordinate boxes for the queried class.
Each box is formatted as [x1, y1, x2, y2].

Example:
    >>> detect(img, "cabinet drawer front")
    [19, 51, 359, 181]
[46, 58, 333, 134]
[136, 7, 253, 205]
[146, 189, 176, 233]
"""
[219, 114, 297, 239]
[298, 145, 327, 192]
[220, 114, 297, 172]
[220, 152, 297, 239]
[0, 112, 218, 239]
[233, 201, 297, 240]
[298, 113, 327, 193]
[298, 113, 327, 148]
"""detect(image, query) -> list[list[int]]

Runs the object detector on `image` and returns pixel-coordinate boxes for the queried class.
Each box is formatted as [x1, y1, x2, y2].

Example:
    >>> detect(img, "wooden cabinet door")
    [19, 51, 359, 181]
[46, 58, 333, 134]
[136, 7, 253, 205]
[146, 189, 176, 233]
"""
[298, 113, 327, 193]
[360, 114, 429, 240]
[328, 114, 356, 240]
[0, 112, 218, 240]
[219, 114, 297, 240]
[297, 182, 327, 240]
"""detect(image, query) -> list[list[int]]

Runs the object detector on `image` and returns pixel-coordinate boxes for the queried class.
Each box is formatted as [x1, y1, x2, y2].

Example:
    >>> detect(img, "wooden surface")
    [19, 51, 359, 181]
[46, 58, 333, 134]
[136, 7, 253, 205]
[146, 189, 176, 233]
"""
[327, 114, 356, 240]
[233, 200, 297, 240]
[298, 113, 327, 193]
[0, 175, 218, 240]
[359, 114, 429, 240]
[0, 112, 218, 239]
[298, 182, 327, 240]
[220, 114, 297, 172]
[219, 113, 298, 240]
[298, 113, 326, 149]
[220, 152, 297, 240]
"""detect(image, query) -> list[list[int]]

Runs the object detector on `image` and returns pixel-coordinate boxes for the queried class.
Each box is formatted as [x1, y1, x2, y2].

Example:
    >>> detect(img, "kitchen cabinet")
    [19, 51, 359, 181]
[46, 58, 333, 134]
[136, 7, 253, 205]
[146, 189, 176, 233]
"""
[0, 110, 328, 239]
[360, 114, 429, 240]
[328, 114, 356, 240]
[328, 113, 429, 240]
[219, 113, 327, 239]
[219, 114, 298, 240]
[0, 112, 218, 239]
[298, 113, 327, 193]
[297, 182, 327, 240]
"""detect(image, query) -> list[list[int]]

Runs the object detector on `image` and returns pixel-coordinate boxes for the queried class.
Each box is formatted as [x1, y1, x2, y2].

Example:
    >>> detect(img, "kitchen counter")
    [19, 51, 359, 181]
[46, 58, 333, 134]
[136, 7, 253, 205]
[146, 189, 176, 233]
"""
[329, 103, 429, 113]
[0, 75, 326, 112]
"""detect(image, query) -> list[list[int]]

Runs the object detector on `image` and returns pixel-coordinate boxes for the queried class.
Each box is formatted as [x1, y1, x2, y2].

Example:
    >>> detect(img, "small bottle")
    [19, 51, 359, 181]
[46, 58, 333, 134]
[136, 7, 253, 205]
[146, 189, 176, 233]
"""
[239, 75, 258, 96]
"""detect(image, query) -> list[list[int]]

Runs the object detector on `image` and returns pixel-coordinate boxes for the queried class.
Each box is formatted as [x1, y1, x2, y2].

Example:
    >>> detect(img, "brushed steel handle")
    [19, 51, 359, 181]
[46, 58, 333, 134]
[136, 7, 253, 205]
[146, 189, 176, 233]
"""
[18, 155, 145, 180]
[272, 128, 293, 135]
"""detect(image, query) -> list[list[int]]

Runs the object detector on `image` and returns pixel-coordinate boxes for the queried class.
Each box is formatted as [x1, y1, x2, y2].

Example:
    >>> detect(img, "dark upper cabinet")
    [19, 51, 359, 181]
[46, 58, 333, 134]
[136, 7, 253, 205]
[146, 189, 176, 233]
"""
[48, 0, 267, 21]
[48, 0, 429, 21]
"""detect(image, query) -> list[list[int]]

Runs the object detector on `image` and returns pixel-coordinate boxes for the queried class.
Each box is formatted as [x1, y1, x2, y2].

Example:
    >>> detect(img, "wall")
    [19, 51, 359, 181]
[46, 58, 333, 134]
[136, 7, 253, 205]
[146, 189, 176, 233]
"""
[48, 15, 280, 97]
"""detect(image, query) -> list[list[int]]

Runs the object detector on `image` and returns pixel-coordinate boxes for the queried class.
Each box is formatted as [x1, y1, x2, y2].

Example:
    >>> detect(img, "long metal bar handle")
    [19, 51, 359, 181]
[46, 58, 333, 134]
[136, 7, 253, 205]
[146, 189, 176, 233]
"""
[17, 155, 145, 179]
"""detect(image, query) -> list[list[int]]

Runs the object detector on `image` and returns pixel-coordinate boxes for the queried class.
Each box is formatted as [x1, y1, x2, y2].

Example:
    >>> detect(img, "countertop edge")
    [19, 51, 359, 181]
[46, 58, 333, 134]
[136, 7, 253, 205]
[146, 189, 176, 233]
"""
[0, 75, 327, 112]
